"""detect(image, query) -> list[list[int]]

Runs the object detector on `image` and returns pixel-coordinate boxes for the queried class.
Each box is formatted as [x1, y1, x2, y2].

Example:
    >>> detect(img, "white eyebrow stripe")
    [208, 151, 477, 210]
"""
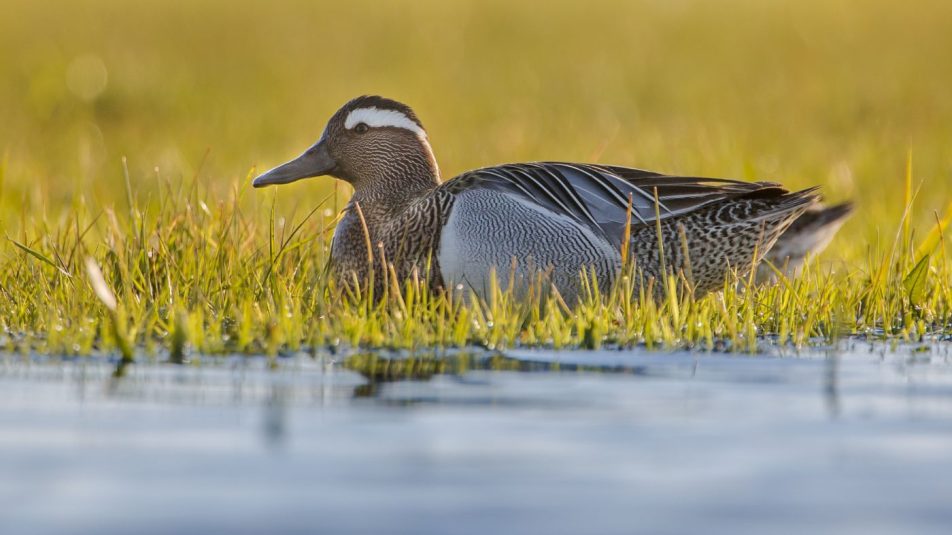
[344, 107, 426, 137]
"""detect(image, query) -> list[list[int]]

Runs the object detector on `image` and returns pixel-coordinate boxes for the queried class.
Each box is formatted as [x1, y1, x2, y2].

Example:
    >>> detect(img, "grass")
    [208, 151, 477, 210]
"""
[1, 0, 951, 359]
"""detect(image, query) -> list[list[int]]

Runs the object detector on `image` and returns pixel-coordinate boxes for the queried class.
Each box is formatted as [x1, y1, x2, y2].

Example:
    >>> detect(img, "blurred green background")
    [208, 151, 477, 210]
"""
[2, 0, 951, 247]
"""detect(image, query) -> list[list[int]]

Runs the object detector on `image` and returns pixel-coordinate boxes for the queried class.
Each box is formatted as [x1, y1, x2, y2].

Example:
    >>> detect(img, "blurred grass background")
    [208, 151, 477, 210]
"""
[2, 0, 952, 357]
[2, 0, 951, 246]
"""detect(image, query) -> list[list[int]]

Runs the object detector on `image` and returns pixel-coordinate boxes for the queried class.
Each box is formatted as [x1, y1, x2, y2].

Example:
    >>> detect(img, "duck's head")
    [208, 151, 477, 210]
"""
[252, 95, 439, 191]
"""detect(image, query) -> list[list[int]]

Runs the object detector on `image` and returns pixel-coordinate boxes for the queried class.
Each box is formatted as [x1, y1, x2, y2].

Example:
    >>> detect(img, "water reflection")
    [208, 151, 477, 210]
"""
[2, 345, 952, 534]
[263, 382, 288, 449]
[6, 344, 952, 412]
[823, 350, 840, 418]
[344, 351, 657, 406]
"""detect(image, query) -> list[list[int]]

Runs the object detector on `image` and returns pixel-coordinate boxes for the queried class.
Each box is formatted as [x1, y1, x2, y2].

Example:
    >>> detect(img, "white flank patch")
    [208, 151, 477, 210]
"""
[344, 107, 426, 137]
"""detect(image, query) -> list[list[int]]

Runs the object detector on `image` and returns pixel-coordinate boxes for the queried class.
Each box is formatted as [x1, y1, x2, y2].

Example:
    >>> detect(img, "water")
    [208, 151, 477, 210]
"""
[2, 343, 952, 535]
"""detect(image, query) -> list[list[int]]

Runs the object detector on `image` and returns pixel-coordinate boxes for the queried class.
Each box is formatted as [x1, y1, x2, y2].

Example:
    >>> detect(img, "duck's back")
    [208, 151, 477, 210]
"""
[436, 162, 819, 300]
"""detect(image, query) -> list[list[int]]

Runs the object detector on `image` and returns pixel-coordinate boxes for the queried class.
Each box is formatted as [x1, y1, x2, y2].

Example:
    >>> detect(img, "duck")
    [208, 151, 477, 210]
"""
[253, 95, 839, 304]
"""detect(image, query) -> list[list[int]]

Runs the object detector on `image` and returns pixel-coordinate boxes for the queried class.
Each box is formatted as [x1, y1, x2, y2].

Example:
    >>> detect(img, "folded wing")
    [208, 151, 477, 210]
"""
[443, 162, 789, 246]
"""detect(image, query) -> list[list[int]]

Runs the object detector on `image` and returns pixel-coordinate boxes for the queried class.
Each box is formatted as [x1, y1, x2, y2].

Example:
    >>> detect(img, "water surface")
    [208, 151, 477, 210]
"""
[2, 343, 951, 535]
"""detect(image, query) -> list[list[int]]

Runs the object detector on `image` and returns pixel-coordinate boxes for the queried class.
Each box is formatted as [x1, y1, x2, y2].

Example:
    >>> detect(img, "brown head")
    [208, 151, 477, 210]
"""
[252, 96, 440, 196]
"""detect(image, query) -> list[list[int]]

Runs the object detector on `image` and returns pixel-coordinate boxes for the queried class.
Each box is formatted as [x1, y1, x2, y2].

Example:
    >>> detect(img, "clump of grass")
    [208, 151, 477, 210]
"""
[83, 256, 133, 375]
[0, 160, 948, 360]
[2, 1, 952, 359]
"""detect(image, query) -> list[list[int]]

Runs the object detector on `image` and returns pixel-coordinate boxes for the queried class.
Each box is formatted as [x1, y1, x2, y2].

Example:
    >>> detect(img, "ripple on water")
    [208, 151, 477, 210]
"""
[1, 342, 952, 535]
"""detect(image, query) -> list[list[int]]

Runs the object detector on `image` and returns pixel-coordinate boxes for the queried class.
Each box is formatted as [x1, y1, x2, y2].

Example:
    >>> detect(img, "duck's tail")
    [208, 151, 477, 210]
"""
[789, 201, 855, 233]
[758, 199, 855, 281]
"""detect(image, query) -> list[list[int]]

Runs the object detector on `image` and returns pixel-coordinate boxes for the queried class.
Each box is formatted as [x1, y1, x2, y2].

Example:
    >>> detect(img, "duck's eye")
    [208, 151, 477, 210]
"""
[353, 123, 369, 134]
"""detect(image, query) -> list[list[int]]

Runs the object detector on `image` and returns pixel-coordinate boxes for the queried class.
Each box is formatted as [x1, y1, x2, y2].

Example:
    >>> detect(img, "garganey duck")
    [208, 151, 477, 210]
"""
[253, 95, 845, 303]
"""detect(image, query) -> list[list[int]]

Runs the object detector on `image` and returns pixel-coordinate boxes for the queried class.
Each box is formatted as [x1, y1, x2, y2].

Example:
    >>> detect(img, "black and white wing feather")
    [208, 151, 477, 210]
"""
[443, 162, 789, 246]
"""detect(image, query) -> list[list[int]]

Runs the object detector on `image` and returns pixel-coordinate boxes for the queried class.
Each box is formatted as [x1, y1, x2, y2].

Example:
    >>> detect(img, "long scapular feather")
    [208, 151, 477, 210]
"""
[444, 161, 796, 244]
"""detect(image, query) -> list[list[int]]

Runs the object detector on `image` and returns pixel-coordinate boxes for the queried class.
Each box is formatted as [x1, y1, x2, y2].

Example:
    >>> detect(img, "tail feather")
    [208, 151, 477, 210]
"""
[784, 201, 855, 235]
[757, 199, 855, 282]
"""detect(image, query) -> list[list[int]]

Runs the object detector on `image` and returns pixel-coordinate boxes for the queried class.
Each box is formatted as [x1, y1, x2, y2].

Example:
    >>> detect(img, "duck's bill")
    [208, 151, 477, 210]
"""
[252, 140, 335, 187]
